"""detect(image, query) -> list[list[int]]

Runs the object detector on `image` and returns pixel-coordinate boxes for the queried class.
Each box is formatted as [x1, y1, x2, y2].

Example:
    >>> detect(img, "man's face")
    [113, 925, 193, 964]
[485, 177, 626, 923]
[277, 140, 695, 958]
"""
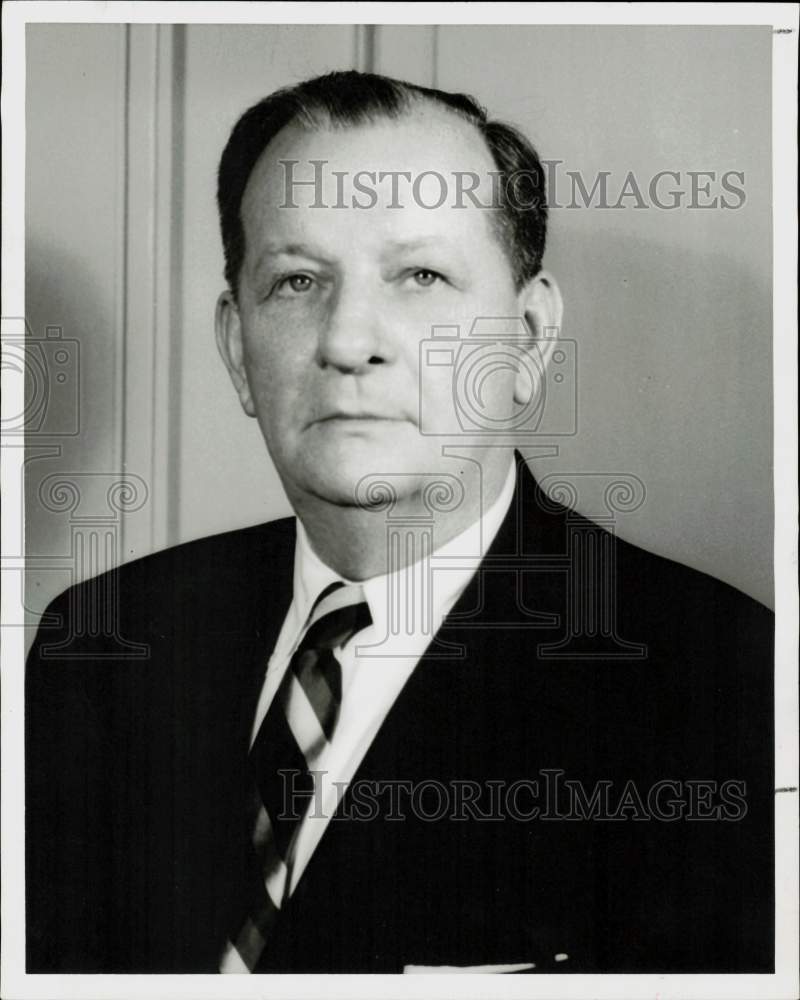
[218, 105, 545, 510]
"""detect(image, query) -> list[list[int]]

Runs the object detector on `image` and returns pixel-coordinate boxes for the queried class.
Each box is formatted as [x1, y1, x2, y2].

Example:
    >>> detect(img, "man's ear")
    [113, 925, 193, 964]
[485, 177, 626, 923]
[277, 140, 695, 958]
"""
[215, 291, 256, 417]
[515, 270, 564, 406]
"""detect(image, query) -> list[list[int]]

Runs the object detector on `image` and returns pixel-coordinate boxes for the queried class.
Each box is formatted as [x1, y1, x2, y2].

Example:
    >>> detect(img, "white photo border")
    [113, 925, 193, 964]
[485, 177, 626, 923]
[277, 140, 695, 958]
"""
[2, 3, 797, 999]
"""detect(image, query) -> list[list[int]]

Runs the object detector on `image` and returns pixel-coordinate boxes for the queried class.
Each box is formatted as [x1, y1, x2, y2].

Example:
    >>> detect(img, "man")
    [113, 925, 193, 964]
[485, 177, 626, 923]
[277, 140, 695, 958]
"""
[26, 70, 773, 974]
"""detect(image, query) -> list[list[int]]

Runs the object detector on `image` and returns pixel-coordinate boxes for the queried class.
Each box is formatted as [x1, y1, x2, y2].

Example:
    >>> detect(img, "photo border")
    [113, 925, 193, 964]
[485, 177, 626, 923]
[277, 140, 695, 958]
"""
[2, 4, 797, 999]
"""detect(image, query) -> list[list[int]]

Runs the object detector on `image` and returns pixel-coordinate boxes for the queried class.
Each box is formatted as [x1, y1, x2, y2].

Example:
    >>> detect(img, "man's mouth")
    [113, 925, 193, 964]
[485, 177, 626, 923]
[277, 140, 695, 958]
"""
[313, 412, 407, 424]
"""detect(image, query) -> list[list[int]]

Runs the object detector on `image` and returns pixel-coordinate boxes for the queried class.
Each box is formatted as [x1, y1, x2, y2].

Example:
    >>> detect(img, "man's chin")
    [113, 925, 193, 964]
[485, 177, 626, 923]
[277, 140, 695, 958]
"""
[290, 449, 429, 510]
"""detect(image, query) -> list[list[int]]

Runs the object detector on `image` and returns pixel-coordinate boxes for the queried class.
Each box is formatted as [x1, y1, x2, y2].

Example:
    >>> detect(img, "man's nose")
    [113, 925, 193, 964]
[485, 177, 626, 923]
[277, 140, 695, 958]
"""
[317, 284, 388, 372]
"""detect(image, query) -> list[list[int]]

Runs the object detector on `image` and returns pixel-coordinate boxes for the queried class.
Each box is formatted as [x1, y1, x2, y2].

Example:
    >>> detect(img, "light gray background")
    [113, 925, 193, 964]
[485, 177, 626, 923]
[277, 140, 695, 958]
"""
[24, 23, 773, 632]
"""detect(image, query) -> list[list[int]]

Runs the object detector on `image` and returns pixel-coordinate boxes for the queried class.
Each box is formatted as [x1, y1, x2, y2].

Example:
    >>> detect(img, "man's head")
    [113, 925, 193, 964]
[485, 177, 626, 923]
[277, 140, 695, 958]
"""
[215, 70, 563, 524]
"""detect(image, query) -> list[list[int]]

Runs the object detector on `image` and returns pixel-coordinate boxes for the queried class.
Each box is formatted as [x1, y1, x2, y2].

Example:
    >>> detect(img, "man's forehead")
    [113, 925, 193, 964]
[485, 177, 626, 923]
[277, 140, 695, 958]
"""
[240, 104, 500, 213]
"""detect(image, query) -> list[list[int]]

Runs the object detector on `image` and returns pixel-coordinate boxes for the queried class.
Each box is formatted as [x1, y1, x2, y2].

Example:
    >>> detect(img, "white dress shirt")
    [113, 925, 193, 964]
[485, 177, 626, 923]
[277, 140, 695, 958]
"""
[250, 458, 517, 895]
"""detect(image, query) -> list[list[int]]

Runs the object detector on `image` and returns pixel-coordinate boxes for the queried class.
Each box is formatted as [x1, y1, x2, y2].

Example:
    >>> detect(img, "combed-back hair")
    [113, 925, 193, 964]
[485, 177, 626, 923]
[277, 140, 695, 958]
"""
[217, 70, 547, 297]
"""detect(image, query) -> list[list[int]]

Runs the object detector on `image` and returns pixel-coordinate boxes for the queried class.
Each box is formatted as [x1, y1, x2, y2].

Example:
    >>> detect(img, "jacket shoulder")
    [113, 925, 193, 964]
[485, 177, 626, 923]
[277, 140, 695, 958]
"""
[611, 527, 773, 641]
[29, 516, 297, 654]
[111, 516, 296, 585]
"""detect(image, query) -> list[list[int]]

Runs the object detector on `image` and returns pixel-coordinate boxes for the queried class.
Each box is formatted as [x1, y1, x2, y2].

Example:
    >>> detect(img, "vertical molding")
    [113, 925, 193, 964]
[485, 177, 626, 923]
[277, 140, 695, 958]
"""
[113, 25, 130, 498]
[354, 24, 376, 72]
[153, 23, 181, 552]
[370, 25, 437, 85]
[166, 24, 186, 548]
[121, 24, 177, 561]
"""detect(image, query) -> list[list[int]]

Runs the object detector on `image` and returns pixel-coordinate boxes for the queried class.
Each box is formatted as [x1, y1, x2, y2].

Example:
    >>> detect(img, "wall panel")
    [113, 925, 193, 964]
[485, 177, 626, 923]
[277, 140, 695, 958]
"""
[433, 25, 773, 604]
[24, 24, 129, 632]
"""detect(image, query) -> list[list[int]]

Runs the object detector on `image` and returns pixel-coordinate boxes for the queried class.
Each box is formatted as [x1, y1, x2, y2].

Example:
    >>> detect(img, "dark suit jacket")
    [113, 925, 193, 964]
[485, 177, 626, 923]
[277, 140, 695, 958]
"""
[26, 458, 774, 973]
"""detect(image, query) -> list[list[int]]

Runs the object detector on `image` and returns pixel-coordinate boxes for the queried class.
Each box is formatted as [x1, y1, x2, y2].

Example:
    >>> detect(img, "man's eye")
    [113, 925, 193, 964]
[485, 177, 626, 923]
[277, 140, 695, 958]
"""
[411, 269, 444, 288]
[278, 274, 314, 294]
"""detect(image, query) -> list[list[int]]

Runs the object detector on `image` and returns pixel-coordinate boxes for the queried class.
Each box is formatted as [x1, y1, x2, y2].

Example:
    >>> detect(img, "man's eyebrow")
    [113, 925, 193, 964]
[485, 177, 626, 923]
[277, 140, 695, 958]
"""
[380, 236, 470, 264]
[382, 236, 446, 253]
[252, 236, 469, 276]
[252, 242, 334, 270]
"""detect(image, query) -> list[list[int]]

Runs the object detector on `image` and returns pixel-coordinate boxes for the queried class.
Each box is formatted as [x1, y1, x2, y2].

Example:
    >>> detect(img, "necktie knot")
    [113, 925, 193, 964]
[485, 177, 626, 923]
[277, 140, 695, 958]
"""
[300, 581, 371, 654]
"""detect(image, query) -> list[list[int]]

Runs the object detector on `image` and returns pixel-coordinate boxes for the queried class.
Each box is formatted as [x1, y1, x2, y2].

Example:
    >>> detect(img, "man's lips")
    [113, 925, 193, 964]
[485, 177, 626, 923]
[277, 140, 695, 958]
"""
[310, 412, 409, 425]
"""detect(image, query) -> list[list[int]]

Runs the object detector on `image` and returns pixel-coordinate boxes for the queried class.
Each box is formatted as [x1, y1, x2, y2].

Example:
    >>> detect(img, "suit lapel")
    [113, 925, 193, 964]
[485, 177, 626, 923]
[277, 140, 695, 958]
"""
[346, 453, 573, 783]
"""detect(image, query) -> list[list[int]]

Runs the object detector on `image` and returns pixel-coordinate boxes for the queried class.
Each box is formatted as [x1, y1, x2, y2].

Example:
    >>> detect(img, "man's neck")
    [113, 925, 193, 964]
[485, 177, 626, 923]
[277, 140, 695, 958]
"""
[291, 458, 514, 582]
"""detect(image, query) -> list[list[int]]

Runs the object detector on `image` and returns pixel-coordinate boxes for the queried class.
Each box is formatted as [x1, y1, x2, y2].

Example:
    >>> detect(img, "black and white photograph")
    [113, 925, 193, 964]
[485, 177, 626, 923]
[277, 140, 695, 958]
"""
[1, 3, 797, 998]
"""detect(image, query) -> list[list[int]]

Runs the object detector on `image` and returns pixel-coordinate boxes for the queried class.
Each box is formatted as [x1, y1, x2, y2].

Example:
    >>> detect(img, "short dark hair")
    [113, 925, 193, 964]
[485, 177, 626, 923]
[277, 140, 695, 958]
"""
[217, 70, 548, 298]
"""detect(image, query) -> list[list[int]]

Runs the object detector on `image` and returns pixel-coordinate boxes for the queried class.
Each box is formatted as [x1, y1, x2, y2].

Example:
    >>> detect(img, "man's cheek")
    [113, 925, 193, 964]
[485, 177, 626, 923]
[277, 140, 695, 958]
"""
[425, 365, 460, 418]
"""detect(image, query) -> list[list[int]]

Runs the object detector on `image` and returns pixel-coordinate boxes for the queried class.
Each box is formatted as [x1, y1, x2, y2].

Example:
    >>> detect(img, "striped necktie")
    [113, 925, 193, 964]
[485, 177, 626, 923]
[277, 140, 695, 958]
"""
[220, 581, 371, 973]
